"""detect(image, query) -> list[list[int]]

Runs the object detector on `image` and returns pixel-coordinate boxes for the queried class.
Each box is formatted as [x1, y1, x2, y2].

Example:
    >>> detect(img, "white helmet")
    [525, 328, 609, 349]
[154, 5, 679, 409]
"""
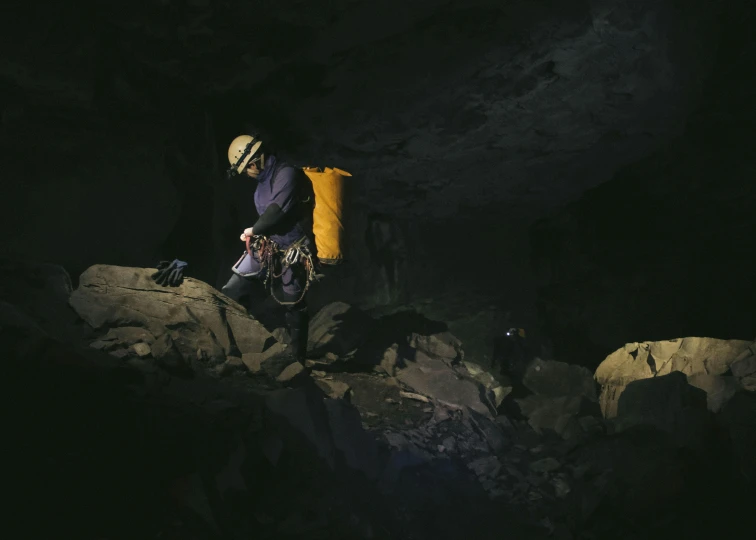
[227, 135, 263, 174]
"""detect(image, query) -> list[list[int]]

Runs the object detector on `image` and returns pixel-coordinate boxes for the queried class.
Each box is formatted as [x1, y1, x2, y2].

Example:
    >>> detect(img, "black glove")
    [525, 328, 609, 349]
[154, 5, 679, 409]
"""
[151, 259, 188, 287]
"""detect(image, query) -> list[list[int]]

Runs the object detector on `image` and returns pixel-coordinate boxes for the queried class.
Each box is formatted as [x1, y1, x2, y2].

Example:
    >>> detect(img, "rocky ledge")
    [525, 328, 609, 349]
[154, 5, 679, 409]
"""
[4, 261, 754, 539]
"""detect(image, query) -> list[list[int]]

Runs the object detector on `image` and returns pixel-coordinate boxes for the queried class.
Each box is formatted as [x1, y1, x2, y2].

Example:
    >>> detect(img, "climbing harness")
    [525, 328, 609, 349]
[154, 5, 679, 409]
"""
[245, 235, 320, 306]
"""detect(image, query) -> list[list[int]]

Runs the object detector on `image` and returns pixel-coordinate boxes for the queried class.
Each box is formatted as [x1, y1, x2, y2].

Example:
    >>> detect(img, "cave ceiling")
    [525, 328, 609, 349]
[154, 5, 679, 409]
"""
[2, 0, 719, 219]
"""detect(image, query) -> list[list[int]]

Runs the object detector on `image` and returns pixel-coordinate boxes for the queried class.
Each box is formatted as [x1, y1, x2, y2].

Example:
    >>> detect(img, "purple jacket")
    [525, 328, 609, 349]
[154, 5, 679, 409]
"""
[253, 155, 312, 247]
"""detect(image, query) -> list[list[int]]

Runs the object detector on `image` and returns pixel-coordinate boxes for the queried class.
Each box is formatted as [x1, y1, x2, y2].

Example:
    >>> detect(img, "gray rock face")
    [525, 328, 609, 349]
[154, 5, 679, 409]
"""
[307, 302, 373, 357]
[718, 391, 756, 483]
[523, 357, 596, 400]
[730, 351, 756, 391]
[613, 371, 711, 448]
[596, 337, 754, 417]
[1, 1, 728, 317]
[69, 264, 274, 366]
[393, 347, 496, 418]
[505, 357, 603, 439]
[5, 259, 756, 539]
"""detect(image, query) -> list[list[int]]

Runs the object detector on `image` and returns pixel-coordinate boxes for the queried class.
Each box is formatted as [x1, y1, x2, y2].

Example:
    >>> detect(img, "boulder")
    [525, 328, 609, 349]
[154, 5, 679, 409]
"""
[505, 357, 601, 440]
[408, 331, 463, 363]
[717, 391, 756, 483]
[396, 350, 495, 417]
[276, 362, 306, 382]
[613, 371, 711, 448]
[242, 342, 292, 377]
[596, 337, 753, 417]
[730, 349, 756, 391]
[103, 326, 156, 346]
[307, 302, 373, 357]
[522, 357, 596, 400]
[686, 373, 741, 413]
[69, 265, 274, 366]
[377, 343, 401, 377]
[263, 384, 382, 479]
[315, 379, 351, 400]
[463, 361, 512, 407]
[515, 394, 599, 439]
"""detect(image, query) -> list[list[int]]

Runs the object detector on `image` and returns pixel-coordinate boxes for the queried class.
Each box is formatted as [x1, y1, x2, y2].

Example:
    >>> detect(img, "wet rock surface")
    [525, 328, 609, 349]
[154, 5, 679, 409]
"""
[5, 263, 756, 539]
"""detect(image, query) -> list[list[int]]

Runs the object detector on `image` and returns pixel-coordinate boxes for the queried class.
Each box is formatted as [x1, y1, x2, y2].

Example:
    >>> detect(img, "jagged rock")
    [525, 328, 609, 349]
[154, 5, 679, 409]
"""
[613, 371, 711, 447]
[515, 394, 600, 438]
[551, 474, 571, 498]
[503, 357, 600, 440]
[131, 342, 151, 357]
[242, 343, 298, 378]
[276, 362, 306, 382]
[103, 326, 156, 346]
[316, 379, 351, 399]
[492, 386, 513, 407]
[463, 361, 511, 407]
[408, 331, 463, 363]
[399, 391, 430, 403]
[468, 456, 502, 479]
[264, 386, 338, 466]
[69, 265, 273, 365]
[396, 350, 494, 417]
[378, 343, 400, 376]
[718, 391, 756, 482]
[89, 327, 156, 352]
[523, 358, 596, 400]
[730, 352, 756, 391]
[596, 337, 753, 418]
[241, 342, 285, 373]
[323, 398, 381, 480]
[89, 340, 114, 351]
[263, 384, 382, 481]
[441, 436, 457, 453]
[271, 327, 289, 344]
[577, 415, 604, 435]
[308, 302, 373, 357]
[151, 333, 186, 372]
[687, 373, 741, 413]
[214, 356, 245, 377]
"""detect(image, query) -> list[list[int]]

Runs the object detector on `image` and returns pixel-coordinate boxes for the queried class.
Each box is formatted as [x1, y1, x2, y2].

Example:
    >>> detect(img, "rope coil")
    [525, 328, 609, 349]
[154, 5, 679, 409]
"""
[246, 235, 319, 306]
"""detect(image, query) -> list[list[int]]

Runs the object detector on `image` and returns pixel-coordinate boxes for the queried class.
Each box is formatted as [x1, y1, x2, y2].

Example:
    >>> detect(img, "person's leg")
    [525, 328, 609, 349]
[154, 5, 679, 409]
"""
[221, 251, 264, 302]
[281, 265, 309, 364]
[220, 273, 254, 302]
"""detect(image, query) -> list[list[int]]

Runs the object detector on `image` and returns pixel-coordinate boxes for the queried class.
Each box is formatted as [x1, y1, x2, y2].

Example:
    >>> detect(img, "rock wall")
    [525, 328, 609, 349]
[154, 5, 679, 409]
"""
[2, 0, 729, 304]
[528, 2, 756, 367]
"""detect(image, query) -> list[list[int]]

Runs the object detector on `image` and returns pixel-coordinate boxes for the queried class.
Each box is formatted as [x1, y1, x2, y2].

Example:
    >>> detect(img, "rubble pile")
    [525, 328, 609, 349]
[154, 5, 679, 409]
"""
[4, 262, 754, 539]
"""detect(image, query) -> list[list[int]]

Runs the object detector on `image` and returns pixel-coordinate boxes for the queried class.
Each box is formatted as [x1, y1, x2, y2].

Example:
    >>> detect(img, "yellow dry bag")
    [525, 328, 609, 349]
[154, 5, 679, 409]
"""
[302, 166, 351, 265]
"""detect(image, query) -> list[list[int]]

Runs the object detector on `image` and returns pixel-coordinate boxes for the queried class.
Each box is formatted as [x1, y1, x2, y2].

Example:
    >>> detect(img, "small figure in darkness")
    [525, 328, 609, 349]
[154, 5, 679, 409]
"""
[492, 327, 531, 382]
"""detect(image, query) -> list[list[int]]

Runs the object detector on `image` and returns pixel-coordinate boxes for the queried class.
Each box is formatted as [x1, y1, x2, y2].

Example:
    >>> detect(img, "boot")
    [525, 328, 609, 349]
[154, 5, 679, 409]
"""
[285, 306, 309, 365]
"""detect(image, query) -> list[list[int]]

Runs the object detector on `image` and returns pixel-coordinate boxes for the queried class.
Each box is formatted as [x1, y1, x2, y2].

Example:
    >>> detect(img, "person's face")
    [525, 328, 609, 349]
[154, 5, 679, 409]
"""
[244, 154, 264, 178]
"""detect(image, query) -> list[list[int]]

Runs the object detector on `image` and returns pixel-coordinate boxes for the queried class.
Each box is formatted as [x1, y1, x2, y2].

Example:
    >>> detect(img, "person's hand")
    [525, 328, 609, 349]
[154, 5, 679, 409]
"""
[240, 232, 247, 241]
[244, 227, 254, 237]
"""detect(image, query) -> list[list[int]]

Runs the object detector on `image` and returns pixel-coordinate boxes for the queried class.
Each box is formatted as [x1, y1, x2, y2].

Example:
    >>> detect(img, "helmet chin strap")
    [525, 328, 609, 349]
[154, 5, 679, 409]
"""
[260, 153, 265, 170]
